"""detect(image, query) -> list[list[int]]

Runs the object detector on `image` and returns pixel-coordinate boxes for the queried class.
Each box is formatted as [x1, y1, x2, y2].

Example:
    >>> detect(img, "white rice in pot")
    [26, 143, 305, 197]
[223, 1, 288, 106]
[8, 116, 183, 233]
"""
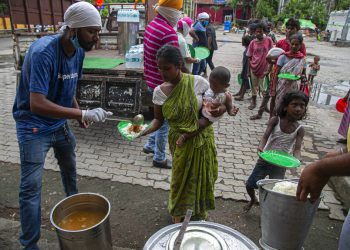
[272, 181, 298, 196]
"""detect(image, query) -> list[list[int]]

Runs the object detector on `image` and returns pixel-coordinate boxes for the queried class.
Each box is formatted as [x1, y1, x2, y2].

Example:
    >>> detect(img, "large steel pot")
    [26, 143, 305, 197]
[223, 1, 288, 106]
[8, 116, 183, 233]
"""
[50, 193, 112, 250]
[257, 179, 321, 250]
[143, 221, 259, 250]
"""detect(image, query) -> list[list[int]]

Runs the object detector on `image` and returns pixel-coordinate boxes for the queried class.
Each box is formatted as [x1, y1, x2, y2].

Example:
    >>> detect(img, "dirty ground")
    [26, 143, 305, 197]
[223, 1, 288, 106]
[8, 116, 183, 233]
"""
[0, 162, 343, 250]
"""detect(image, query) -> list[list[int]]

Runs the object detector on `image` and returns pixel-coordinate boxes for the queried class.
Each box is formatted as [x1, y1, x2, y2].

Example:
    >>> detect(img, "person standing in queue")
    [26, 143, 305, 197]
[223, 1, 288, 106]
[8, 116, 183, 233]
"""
[246, 21, 273, 110]
[297, 124, 350, 250]
[191, 12, 210, 76]
[176, 17, 198, 73]
[142, 0, 182, 169]
[206, 16, 218, 71]
[12, 2, 112, 249]
[268, 18, 307, 118]
[142, 45, 225, 223]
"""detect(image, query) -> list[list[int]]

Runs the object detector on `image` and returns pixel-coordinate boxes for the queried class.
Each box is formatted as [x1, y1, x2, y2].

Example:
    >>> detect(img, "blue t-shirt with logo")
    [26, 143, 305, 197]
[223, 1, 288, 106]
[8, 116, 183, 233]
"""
[13, 34, 85, 142]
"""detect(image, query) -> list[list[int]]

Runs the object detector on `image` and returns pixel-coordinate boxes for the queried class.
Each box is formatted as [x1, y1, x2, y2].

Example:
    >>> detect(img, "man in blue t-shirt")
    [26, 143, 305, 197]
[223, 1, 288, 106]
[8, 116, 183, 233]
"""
[12, 2, 112, 249]
[191, 12, 209, 76]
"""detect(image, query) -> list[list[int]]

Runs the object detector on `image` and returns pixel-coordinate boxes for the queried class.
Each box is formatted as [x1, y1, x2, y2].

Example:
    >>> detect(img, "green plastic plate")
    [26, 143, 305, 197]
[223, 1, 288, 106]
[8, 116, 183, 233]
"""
[237, 73, 242, 85]
[188, 44, 195, 58]
[117, 121, 148, 141]
[259, 150, 301, 168]
[278, 73, 300, 81]
[194, 46, 210, 60]
[264, 76, 269, 91]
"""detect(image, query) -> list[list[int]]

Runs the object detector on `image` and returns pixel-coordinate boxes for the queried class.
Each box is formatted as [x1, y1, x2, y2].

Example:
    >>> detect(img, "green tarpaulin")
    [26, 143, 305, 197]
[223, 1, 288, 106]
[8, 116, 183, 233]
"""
[83, 57, 125, 69]
[283, 18, 316, 30]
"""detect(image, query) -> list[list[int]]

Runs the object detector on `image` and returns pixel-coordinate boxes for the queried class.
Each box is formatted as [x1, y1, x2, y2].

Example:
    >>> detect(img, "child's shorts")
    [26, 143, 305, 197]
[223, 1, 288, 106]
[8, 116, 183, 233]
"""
[309, 69, 318, 76]
[246, 158, 286, 189]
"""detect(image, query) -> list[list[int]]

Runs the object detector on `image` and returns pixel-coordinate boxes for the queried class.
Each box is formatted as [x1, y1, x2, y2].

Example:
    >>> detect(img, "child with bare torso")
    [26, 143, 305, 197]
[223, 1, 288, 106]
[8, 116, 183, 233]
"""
[308, 55, 320, 91]
[176, 66, 239, 147]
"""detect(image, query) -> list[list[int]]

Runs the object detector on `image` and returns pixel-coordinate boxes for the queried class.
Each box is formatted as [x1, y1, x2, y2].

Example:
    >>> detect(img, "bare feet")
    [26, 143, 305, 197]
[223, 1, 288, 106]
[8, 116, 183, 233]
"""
[243, 199, 257, 212]
[228, 106, 239, 116]
[250, 113, 262, 120]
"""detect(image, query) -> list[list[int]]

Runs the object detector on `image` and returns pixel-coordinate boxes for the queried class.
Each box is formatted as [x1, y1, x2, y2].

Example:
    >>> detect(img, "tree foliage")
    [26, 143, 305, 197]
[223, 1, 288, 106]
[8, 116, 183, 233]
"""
[226, 0, 240, 21]
[0, 0, 8, 15]
[85, 0, 134, 17]
[335, 0, 350, 10]
[278, 0, 328, 29]
[254, 0, 335, 29]
[255, 0, 279, 20]
[210, 6, 221, 22]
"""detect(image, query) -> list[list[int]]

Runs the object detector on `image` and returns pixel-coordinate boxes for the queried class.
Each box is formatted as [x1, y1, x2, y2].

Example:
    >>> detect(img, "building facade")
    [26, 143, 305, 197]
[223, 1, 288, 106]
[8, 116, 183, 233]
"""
[183, 0, 252, 24]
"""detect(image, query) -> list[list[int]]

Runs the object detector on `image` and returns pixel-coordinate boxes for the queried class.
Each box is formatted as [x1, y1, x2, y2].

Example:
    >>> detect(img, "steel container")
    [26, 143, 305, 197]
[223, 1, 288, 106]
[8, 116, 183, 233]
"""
[50, 193, 112, 250]
[143, 221, 259, 250]
[257, 179, 321, 250]
[117, 9, 140, 55]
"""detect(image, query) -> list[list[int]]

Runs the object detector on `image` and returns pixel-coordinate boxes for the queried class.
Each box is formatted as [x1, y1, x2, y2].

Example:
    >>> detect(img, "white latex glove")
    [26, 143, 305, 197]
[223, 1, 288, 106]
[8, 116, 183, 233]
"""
[195, 58, 200, 63]
[81, 108, 113, 123]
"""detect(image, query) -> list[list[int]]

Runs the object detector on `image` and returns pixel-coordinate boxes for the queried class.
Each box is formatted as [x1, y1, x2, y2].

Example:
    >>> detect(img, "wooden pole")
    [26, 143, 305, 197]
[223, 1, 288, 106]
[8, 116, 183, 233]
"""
[38, 0, 44, 31]
[23, 0, 31, 32]
[49, 0, 56, 31]
[60, 0, 65, 23]
[7, 0, 15, 33]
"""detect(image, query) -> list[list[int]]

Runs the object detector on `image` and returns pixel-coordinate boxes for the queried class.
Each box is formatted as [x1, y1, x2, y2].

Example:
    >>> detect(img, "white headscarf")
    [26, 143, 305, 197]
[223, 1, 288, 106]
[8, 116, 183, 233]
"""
[198, 12, 209, 20]
[155, 5, 182, 28]
[60, 2, 101, 31]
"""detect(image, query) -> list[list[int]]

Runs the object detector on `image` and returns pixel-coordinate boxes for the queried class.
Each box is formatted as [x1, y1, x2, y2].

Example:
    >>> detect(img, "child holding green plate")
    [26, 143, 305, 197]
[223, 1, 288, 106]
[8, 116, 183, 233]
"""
[244, 91, 309, 212]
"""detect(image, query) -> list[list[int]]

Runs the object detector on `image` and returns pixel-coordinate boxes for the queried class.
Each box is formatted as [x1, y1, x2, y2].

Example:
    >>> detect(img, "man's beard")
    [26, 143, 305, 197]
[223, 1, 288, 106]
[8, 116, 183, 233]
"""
[77, 31, 95, 51]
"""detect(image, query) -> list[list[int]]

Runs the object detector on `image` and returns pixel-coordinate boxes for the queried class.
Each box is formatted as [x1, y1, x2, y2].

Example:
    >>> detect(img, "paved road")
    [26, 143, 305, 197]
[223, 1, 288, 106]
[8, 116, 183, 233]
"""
[0, 31, 349, 248]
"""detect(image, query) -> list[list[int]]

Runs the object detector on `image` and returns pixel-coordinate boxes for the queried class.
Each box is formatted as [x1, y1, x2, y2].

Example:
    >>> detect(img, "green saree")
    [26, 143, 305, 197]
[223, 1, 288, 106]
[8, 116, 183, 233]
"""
[162, 73, 218, 220]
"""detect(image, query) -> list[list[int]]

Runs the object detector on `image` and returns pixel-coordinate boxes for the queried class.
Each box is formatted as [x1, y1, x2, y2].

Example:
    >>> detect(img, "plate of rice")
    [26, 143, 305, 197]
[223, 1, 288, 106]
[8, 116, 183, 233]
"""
[117, 121, 148, 141]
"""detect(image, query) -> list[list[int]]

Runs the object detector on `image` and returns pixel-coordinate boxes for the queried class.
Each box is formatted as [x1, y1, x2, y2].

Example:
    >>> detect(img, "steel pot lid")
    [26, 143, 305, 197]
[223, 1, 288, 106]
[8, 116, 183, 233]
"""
[167, 226, 228, 250]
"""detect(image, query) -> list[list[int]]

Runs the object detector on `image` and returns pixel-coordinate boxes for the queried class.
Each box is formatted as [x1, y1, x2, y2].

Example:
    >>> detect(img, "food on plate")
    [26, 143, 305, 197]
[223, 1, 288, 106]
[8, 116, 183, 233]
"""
[127, 124, 143, 134]
[124, 123, 147, 135]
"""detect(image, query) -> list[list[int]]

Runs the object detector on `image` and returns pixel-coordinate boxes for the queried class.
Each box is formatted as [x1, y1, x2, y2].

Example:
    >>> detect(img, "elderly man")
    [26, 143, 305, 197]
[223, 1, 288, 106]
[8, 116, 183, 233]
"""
[191, 12, 210, 76]
[12, 2, 111, 249]
[142, 0, 182, 169]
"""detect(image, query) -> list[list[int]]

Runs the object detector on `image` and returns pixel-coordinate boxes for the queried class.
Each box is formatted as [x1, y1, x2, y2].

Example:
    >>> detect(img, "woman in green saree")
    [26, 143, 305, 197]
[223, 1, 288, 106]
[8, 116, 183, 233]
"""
[143, 45, 226, 223]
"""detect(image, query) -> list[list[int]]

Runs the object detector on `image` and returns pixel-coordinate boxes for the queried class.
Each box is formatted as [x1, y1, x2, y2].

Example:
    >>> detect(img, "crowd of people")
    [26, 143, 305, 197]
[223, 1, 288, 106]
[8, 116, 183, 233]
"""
[141, 4, 350, 248]
[10, 0, 350, 249]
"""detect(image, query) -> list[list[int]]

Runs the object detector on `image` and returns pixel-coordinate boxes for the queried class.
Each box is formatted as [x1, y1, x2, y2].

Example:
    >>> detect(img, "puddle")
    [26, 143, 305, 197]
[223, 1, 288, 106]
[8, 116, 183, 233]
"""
[312, 81, 349, 106]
